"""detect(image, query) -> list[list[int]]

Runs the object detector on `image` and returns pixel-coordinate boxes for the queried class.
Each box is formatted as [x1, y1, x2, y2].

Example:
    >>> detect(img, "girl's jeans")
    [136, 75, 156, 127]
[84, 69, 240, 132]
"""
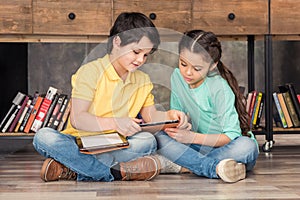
[155, 131, 259, 179]
[33, 127, 157, 182]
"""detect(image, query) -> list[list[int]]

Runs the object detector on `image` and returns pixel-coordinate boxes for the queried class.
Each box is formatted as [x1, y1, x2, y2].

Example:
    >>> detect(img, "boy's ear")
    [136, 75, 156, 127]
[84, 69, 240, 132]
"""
[113, 36, 122, 48]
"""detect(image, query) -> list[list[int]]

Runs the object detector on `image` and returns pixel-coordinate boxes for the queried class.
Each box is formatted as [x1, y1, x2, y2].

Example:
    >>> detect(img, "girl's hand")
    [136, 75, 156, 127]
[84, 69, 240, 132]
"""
[165, 128, 197, 144]
[114, 117, 142, 137]
[167, 110, 190, 130]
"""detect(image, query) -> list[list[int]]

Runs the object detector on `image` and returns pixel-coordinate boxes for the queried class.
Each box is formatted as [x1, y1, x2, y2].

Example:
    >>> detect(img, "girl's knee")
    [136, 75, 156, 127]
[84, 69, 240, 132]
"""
[33, 127, 60, 147]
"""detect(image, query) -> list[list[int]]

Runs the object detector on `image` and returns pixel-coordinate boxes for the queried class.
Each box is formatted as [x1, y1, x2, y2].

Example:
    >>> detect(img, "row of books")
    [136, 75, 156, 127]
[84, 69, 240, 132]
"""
[273, 83, 300, 128]
[0, 86, 71, 133]
[246, 91, 265, 129]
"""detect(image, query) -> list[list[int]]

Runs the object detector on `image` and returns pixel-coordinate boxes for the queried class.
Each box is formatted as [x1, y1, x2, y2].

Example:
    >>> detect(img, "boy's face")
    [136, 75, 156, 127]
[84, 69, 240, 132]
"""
[113, 36, 154, 75]
[179, 48, 215, 89]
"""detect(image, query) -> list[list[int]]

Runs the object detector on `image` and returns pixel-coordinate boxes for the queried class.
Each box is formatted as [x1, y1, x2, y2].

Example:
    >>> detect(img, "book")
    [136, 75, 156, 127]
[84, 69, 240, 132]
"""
[273, 92, 287, 128]
[24, 96, 44, 133]
[78, 131, 129, 154]
[47, 94, 67, 129]
[252, 92, 263, 127]
[42, 93, 59, 128]
[19, 92, 39, 132]
[285, 83, 300, 121]
[8, 95, 30, 132]
[246, 92, 253, 115]
[254, 93, 265, 128]
[277, 93, 293, 128]
[50, 95, 68, 130]
[57, 99, 71, 131]
[14, 98, 32, 132]
[298, 94, 300, 104]
[278, 85, 300, 127]
[31, 86, 58, 132]
[248, 91, 257, 125]
[1, 92, 26, 132]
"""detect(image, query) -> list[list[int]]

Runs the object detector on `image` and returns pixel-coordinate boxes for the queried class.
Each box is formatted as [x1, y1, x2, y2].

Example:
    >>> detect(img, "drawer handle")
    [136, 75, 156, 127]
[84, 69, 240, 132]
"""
[68, 12, 76, 20]
[228, 13, 235, 20]
[149, 13, 156, 20]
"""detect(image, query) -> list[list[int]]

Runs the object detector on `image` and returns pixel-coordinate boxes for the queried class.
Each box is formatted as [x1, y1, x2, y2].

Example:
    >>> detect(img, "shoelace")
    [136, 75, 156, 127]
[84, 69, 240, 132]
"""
[59, 167, 77, 180]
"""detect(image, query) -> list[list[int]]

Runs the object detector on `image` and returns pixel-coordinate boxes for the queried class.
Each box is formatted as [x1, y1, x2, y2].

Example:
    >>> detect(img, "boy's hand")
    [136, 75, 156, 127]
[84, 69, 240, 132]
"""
[165, 128, 197, 144]
[114, 117, 142, 137]
[167, 110, 190, 130]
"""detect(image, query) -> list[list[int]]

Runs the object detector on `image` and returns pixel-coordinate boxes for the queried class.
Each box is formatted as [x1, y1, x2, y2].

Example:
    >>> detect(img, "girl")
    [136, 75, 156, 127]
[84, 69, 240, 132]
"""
[155, 30, 259, 183]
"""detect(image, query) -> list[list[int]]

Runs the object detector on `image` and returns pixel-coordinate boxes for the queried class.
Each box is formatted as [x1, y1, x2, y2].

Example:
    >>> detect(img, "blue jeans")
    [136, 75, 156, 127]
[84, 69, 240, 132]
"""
[155, 131, 259, 179]
[33, 127, 157, 182]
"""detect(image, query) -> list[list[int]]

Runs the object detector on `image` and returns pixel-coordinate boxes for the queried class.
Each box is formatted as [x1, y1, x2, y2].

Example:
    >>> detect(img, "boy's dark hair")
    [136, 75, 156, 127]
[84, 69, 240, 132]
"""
[107, 12, 160, 54]
[179, 30, 250, 136]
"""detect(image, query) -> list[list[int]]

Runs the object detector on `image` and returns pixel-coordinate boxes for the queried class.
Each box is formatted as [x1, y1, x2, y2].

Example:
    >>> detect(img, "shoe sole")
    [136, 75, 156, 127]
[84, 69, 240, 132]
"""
[217, 159, 246, 183]
[40, 158, 54, 182]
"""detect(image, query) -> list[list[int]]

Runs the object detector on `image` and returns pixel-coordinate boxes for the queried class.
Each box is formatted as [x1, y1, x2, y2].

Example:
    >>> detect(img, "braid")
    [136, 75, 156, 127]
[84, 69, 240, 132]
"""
[217, 61, 250, 136]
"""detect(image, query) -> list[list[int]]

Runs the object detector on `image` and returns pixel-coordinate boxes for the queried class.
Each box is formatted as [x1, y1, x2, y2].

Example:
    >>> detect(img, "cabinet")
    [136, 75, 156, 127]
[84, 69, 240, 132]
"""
[0, 0, 32, 34]
[192, 0, 268, 35]
[113, 0, 192, 33]
[33, 0, 112, 35]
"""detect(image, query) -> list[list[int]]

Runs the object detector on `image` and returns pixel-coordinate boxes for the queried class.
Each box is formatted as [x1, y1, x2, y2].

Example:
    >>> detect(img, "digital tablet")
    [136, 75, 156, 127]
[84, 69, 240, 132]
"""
[140, 120, 179, 132]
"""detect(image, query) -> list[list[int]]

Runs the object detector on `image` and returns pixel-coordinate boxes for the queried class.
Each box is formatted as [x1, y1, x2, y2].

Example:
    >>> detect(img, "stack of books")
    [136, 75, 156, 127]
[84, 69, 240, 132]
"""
[272, 83, 300, 128]
[0, 86, 71, 133]
[246, 90, 265, 129]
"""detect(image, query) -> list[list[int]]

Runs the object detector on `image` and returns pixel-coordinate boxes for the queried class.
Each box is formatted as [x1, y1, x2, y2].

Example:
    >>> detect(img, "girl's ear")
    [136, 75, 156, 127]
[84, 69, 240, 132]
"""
[209, 62, 218, 71]
[112, 36, 122, 49]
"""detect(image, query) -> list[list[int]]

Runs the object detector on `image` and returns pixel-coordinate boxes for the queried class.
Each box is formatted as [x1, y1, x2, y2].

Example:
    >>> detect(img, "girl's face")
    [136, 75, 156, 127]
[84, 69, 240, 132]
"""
[112, 36, 153, 78]
[179, 48, 215, 89]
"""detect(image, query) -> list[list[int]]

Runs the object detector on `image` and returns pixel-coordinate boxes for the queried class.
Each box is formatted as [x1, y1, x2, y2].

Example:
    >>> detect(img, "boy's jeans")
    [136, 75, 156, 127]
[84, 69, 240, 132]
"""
[33, 127, 157, 182]
[155, 131, 259, 179]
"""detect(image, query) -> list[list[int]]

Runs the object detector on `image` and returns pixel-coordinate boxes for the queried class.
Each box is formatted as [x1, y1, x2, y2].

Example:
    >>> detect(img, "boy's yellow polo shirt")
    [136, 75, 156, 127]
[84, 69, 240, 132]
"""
[62, 54, 154, 137]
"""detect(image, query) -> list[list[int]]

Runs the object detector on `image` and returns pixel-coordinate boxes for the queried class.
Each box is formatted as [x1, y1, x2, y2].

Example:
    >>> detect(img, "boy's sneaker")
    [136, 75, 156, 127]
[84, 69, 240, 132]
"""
[217, 159, 246, 183]
[40, 158, 77, 182]
[120, 156, 161, 181]
[154, 154, 182, 174]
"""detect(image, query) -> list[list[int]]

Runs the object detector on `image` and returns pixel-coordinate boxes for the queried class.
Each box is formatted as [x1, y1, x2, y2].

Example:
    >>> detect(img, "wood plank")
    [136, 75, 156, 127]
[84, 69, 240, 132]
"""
[192, 0, 269, 35]
[0, 0, 32, 34]
[0, 134, 300, 199]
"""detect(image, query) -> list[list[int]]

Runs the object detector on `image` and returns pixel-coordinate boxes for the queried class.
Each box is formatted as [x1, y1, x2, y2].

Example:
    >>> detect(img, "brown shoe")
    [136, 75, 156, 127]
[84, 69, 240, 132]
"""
[120, 156, 161, 181]
[40, 158, 77, 182]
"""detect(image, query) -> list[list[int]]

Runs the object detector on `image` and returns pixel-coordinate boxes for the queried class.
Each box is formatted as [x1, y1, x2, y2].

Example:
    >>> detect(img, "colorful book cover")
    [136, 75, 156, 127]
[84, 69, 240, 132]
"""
[31, 86, 58, 132]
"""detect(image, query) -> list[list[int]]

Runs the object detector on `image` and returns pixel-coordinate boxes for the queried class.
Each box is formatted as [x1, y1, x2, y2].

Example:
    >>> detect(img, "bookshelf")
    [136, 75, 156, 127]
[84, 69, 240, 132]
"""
[0, 0, 300, 153]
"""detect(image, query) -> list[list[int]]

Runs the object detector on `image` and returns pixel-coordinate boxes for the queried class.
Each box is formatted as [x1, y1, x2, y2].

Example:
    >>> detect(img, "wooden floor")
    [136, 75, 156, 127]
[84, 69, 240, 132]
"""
[1, 135, 300, 200]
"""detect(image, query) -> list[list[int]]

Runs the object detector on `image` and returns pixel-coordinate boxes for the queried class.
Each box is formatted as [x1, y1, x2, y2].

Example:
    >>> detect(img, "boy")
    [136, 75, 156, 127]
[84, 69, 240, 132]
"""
[33, 12, 188, 182]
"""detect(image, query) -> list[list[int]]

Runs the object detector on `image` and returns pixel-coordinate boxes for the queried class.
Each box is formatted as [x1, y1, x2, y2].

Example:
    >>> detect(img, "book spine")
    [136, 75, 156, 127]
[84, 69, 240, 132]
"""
[24, 96, 43, 133]
[8, 96, 29, 132]
[254, 93, 264, 128]
[14, 99, 32, 132]
[57, 99, 71, 131]
[30, 86, 57, 132]
[0, 92, 25, 130]
[273, 92, 287, 128]
[50, 96, 68, 130]
[252, 92, 263, 126]
[246, 92, 253, 115]
[277, 93, 293, 128]
[1, 107, 20, 132]
[298, 94, 300, 104]
[286, 83, 300, 121]
[19, 93, 39, 132]
[248, 91, 257, 125]
[31, 98, 52, 132]
[282, 92, 300, 127]
[42, 93, 59, 128]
